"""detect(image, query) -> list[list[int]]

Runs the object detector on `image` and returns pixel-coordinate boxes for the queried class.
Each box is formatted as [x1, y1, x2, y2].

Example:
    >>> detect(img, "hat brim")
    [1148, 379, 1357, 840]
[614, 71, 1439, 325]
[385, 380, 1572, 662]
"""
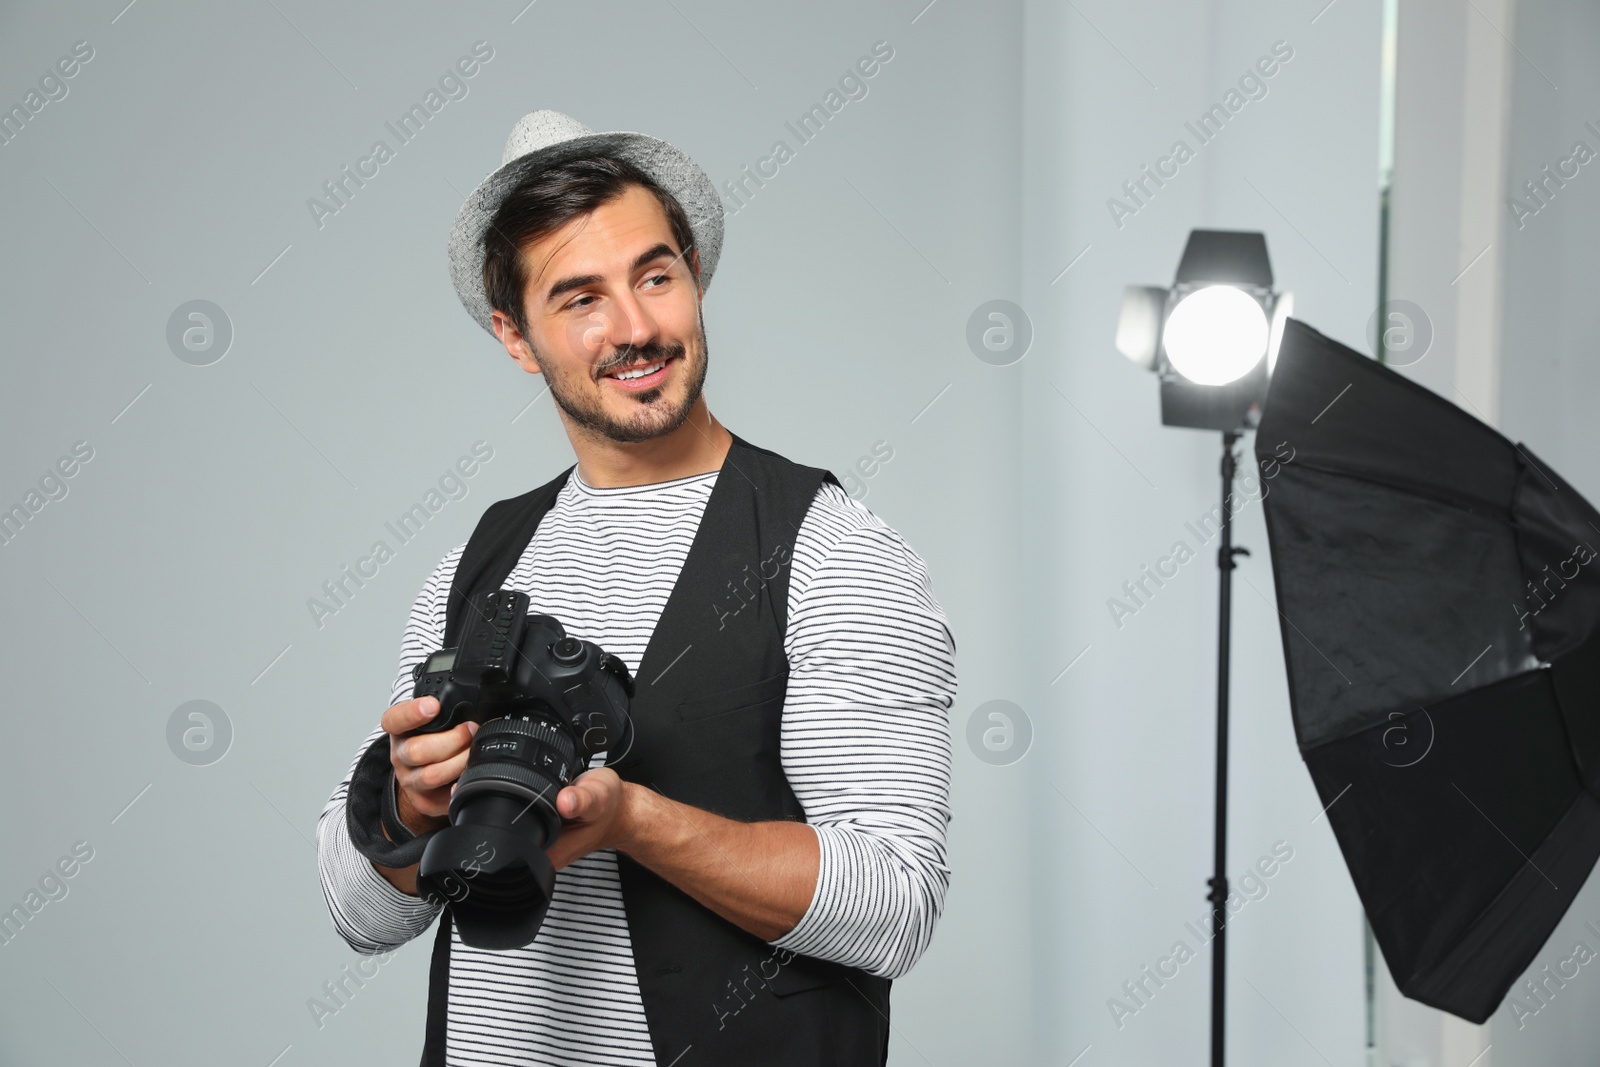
[447, 130, 724, 338]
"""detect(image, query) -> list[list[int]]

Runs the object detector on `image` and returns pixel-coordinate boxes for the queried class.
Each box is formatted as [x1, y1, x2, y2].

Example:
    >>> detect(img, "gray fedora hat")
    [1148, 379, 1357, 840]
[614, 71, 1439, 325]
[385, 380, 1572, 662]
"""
[447, 109, 724, 338]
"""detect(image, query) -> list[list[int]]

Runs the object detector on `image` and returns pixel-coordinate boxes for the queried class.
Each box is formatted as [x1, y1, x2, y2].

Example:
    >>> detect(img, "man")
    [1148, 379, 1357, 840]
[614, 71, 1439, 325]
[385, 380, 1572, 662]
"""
[315, 109, 957, 1066]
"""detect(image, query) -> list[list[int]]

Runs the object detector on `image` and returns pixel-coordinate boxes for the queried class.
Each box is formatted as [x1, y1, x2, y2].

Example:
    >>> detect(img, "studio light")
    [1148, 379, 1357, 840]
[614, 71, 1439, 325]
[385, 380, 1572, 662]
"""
[1163, 286, 1269, 385]
[1116, 229, 1291, 432]
[1111, 227, 1293, 1067]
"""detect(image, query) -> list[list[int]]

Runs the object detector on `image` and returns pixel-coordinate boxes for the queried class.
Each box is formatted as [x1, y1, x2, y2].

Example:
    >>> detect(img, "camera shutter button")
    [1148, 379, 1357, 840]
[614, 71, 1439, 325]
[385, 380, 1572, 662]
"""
[551, 637, 584, 665]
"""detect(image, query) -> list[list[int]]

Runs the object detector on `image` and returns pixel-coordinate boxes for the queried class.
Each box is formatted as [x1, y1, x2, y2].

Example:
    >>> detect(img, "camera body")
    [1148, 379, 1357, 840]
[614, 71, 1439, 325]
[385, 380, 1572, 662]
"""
[404, 588, 635, 949]
[409, 588, 633, 749]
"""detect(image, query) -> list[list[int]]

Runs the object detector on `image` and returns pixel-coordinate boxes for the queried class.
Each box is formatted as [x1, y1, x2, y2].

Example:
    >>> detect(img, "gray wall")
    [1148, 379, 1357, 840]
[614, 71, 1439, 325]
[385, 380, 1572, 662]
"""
[0, 0, 1391, 1064]
[1491, 0, 1600, 1060]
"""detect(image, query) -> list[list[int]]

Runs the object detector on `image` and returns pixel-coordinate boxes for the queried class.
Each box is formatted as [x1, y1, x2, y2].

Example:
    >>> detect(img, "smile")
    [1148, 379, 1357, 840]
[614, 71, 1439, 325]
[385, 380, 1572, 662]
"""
[603, 355, 678, 389]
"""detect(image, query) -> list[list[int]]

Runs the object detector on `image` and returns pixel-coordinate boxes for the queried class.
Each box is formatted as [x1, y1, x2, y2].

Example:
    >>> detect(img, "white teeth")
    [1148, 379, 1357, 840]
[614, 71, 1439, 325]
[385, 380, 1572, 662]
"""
[611, 360, 665, 381]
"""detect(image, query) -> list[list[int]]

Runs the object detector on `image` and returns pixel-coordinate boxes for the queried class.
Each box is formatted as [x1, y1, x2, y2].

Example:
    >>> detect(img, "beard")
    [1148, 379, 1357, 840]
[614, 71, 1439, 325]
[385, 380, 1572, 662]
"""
[539, 306, 709, 445]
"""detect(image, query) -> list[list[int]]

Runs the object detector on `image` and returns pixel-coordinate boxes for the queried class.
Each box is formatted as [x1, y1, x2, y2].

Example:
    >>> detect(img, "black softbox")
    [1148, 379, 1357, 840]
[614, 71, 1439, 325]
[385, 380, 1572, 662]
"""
[1255, 318, 1600, 1022]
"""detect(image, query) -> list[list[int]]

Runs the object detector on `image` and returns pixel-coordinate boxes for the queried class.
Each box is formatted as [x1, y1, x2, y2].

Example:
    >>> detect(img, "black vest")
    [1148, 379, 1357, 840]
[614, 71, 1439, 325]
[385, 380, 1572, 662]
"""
[421, 433, 892, 1067]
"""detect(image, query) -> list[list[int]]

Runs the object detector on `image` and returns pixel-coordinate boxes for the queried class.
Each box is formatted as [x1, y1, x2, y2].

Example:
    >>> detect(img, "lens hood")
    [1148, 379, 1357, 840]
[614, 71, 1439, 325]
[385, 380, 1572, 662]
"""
[417, 824, 558, 950]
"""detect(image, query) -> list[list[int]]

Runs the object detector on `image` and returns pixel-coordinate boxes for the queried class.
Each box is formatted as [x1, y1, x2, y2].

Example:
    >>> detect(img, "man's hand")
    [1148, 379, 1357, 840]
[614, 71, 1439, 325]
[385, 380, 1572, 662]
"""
[371, 695, 478, 896]
[544, 767, 636, 871]
[539, 772, 818, 942]
[385, 695, 478, 833]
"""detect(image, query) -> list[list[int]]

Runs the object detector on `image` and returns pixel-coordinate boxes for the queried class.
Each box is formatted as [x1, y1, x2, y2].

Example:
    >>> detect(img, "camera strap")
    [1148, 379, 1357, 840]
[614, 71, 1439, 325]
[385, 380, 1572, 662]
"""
[345, 733, 438, 869]
[380, 767, 419, 844]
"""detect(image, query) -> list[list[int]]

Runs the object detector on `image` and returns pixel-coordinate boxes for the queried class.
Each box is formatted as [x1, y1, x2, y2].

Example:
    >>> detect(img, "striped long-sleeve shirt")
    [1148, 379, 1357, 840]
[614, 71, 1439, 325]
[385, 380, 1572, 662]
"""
[315, 466, 957, 1066]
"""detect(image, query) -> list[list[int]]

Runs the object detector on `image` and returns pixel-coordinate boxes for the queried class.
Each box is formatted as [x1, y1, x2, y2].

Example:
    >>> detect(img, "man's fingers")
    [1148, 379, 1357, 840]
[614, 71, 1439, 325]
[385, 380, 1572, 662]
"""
[392, 720, 476, 769]
[407, 743, 473, 793]
[391, 717, 477, 820]
[558, 774, 609, 820]
[397, 744, 468, 817]
[381, 695, 441, 738]
[557, 785, 583, 820]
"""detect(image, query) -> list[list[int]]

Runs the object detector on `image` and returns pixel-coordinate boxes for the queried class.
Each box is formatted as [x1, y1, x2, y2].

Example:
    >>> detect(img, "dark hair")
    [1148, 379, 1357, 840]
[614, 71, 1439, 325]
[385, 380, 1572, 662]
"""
[482, 153, 699, 341]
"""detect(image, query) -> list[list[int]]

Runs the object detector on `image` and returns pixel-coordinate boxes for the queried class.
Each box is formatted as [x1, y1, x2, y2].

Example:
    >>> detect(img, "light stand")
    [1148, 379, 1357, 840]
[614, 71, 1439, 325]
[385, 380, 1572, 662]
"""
[1207, 430, 1250, 1067]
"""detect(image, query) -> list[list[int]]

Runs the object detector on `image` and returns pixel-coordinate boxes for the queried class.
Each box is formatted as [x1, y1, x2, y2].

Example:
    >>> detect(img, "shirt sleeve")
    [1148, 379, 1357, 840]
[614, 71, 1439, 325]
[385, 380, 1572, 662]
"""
[314, 544, 464, 952]
[769, 520, 958, 979]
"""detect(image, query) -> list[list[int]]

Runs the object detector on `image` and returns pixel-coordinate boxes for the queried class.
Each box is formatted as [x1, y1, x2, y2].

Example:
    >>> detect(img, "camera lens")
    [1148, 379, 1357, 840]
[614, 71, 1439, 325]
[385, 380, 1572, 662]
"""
[416, 713, 585, 949]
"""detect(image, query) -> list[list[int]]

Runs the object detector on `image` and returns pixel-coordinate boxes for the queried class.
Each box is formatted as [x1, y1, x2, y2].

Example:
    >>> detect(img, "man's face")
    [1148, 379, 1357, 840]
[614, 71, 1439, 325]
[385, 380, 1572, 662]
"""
[491, 183, 707, 444]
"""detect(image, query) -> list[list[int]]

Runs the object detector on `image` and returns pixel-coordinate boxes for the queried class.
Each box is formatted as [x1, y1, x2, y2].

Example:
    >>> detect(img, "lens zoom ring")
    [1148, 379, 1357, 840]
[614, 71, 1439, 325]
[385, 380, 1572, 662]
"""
[460, 718, 578, 794]
[479, 715, 577, 763]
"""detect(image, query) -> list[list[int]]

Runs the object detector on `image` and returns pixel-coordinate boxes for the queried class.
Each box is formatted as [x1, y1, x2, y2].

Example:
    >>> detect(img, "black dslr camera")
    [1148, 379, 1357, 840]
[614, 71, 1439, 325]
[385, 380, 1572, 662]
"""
[406, 588, 634, 949]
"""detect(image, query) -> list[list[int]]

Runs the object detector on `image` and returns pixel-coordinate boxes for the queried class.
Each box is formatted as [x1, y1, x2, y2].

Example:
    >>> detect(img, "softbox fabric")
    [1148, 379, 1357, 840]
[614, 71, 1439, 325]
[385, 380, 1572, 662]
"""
[1256, 318, 1600, 1022]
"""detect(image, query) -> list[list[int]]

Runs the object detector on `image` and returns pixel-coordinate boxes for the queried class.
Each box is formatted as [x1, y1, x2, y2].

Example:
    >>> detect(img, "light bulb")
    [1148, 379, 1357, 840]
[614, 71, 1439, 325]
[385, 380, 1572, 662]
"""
[1162, 285, 1270, 386]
